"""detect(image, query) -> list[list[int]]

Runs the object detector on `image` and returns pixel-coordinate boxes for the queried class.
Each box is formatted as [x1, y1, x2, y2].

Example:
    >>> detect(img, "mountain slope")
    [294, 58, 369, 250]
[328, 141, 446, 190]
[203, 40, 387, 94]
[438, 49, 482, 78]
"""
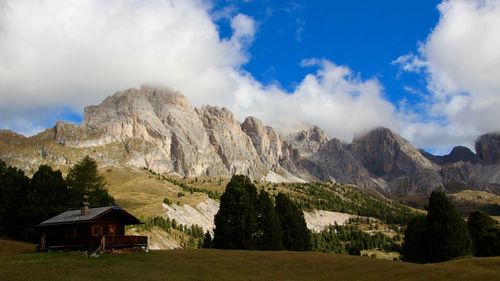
[1, 86, 500, 196]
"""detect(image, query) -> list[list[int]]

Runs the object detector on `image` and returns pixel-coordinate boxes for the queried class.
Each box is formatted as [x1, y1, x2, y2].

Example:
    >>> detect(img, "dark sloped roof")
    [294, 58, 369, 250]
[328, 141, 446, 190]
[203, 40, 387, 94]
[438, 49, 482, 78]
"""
[38, 206, 141, 227]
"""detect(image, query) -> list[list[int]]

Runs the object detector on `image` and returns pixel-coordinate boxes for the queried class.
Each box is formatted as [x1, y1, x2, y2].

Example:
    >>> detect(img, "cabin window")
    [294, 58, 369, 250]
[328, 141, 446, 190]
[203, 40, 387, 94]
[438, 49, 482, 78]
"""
[108, 224, 116, 236]
[92, 225, 100, 237]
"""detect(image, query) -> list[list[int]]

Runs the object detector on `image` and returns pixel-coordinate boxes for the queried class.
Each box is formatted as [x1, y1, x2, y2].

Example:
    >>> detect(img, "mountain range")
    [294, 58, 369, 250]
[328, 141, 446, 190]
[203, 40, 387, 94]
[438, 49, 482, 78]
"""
[1, 86, 499, 198]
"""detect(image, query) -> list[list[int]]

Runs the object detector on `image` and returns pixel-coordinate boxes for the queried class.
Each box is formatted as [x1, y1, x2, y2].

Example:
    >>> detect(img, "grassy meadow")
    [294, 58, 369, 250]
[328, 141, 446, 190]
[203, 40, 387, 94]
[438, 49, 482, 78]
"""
[0, 240, 499, 281]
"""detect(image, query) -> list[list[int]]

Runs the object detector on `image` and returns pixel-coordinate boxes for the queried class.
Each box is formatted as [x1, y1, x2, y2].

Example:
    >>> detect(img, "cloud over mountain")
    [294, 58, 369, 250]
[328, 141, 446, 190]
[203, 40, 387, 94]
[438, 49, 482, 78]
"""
[1, 0, 499, 152]
[0, 0, 399, 142]
[396, 0, 500, 150]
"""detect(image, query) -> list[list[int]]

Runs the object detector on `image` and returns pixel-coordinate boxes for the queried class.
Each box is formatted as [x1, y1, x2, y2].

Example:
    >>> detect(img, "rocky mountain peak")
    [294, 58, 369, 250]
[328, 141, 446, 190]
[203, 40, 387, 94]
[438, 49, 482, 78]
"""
[421, 146, 481, 165]
[84, 86, 191, 128]
[285, 126, 329, 158]
[2, 86, 500, 196]
[299, 126, 329, 143]
[349, 127, 436, 177]
[475, 132, 500, 164]
[241, 116, 284, 169]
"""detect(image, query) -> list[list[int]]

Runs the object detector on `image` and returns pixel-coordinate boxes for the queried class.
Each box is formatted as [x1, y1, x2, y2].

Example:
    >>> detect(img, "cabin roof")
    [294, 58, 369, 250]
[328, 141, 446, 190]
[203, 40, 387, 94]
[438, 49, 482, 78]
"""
[37, 206, 141, 227]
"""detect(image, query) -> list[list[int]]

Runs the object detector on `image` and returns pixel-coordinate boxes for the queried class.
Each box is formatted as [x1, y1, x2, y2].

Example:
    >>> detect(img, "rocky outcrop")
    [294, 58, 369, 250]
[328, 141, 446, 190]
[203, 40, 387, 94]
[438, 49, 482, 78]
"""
[294, 138, 375, 188]
[476, 133, 500, 164]
[40, 87, 283, 178]
[198, 106, 264, 177]
[421, 146, 481, 165]
[2, 86, 500, 196]
[241, 116, 283, 170]
[349, 127, 437, 177]
[285, 126, 329, 158]
[42, 87, 379, 186]
[347, 127, 442, 194]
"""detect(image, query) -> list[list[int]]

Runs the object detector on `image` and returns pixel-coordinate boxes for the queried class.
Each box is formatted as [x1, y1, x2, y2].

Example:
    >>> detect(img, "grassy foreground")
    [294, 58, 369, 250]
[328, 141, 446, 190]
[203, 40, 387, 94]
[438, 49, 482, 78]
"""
[0, 239, 37, 257]
[1, 248, 500, 281]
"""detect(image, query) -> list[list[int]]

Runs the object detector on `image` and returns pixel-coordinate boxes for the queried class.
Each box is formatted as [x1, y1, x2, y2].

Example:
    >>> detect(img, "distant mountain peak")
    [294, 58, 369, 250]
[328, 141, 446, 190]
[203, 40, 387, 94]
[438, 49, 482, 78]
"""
[420, 146, 481, 165]
[475, 132, 500, 164]
[349, 127, 436, 177]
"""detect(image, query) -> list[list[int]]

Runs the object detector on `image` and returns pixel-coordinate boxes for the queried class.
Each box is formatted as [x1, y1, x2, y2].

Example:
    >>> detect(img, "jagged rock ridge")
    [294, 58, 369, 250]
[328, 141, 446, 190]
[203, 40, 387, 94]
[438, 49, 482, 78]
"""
[1, 86, 500, 196]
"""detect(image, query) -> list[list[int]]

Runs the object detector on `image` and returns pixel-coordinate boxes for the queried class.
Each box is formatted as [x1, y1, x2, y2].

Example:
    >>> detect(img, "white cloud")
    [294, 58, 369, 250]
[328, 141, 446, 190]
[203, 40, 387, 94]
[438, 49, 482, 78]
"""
[396, 0, 500, 149]
[0, 0, 399, 143]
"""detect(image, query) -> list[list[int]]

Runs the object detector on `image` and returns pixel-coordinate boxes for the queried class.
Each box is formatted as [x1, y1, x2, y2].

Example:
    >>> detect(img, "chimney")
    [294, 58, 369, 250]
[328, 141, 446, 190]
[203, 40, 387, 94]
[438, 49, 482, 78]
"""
[80, 195, 89, 216]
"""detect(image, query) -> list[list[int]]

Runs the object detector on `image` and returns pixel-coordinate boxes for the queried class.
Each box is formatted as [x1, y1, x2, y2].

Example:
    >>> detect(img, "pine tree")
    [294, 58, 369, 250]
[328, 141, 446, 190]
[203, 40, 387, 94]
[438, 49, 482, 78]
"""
[0, 160, 30, 240]
[256, 190, 282, 250]
[467, 211, 500, 257]
[425, 190, 471, 262]
[213, 175, 258, 249]
[30, 165, 70, 217]
[275, 193, 311, 251]
[21, 165, 70, 241]
[66, 156, 115, 207]
[401, 215, 427, 263]
[202, 231, 213, 249]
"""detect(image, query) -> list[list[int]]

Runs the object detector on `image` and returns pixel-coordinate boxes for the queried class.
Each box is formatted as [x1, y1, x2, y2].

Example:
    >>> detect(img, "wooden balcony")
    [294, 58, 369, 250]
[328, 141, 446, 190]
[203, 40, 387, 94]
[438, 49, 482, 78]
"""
[102, 235, 148, 250]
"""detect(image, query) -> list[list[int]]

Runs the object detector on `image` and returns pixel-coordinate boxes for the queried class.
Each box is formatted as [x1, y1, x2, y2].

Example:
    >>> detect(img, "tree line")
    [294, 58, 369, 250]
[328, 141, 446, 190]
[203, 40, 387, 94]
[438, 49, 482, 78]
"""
[312, 223, 400, 255]
[289, 182, 416, 225]
[402, 190, 500, 263]
[134, 216, 205, 249]
[204, 175, 312, 251]
[0, 156, 115, 242]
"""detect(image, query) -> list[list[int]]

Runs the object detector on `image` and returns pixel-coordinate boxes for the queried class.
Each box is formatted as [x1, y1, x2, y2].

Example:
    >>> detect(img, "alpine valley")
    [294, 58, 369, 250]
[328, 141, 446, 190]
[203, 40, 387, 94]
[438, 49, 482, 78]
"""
[2, 86, 500, 251]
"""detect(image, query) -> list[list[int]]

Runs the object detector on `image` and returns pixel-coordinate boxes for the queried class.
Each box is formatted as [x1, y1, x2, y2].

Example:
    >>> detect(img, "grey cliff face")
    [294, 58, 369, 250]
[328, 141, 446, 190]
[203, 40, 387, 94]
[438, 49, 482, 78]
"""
[308, 139, 375, 187]
[476, 133, 500, 164]
[280, 127, 376, 188]
[285, 126, 329, 158]
[347, 127, 443, 194]
[197, 106, 265, 177]
[2, 86, 500, 196]
[58, 87, 285, 178]
[51, 87, 378, 185]
[349, 127, 437, 177]
[241, 116, 284, 170]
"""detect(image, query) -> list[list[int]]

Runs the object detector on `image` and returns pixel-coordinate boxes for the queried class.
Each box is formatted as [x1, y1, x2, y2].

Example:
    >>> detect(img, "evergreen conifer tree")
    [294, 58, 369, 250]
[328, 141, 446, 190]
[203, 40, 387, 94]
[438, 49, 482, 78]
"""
[30, 165, 70, 216]
[202, 231, 213, 249]
[66, 156, 115, 207]
[213, 175, 258, 249]
[275, 193, 311, 251]
[0, 160, 30, 240]
[425, 190, 471, 262]
[402, 191, 472, 263]
[256, 190, 282, 250]
[401, 215, 427, 263]
[467, 211, 500, 257]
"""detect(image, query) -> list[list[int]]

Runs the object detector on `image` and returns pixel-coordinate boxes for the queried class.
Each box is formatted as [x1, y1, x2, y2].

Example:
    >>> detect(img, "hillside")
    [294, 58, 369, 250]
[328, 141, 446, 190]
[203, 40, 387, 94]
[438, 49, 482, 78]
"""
[449, 190, 500, 215]
[0, 240, 36, 257]
[100, 167, 416, 250]
[1, 248, 499, 281]
[104, 167, 418, 226]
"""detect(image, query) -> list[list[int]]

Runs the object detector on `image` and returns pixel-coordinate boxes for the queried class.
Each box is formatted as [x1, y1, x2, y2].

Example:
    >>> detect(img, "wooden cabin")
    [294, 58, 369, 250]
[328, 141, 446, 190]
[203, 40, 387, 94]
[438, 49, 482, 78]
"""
[36, 203, 147, 251]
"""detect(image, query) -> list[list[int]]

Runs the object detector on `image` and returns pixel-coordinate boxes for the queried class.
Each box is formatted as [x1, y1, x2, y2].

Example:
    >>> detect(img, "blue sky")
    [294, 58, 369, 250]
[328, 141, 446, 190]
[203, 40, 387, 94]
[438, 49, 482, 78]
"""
[213, 1, 440, 104]
[1, 0, 499, 155]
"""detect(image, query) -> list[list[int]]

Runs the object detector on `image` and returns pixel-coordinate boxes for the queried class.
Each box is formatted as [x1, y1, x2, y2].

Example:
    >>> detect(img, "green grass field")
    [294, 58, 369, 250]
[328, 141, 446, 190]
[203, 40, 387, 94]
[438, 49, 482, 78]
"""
[1, 245, 499, 281]
[0, 239, 37, 257]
